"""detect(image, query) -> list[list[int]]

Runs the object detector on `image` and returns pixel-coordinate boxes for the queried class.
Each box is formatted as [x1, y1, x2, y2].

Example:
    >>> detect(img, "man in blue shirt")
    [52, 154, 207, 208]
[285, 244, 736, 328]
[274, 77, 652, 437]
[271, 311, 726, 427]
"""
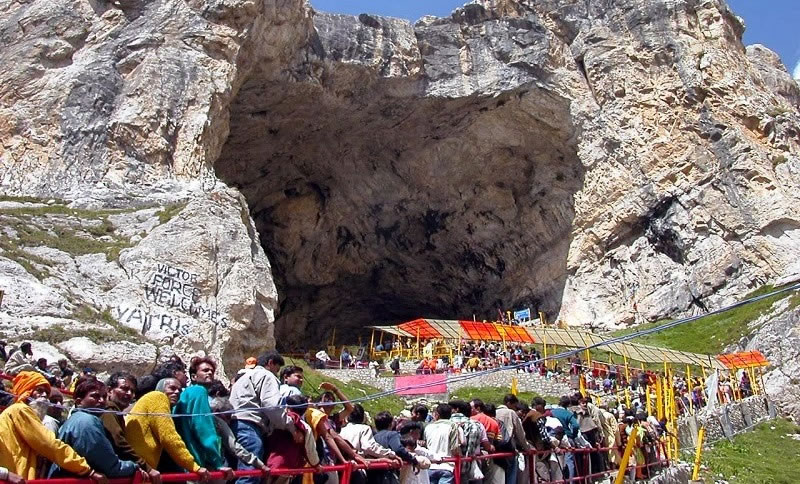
[49, 379, 141, 479]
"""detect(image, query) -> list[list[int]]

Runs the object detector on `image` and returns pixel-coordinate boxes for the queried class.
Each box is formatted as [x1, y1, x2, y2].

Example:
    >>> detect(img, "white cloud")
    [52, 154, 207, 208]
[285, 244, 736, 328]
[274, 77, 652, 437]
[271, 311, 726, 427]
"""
[794, 59, 800, 80]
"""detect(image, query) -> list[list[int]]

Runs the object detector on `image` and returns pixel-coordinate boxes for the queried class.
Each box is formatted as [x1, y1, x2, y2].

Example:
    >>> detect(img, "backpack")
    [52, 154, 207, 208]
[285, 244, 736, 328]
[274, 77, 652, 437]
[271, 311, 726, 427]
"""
[492, 419, 516, 471]
[495, 419, 515, 452]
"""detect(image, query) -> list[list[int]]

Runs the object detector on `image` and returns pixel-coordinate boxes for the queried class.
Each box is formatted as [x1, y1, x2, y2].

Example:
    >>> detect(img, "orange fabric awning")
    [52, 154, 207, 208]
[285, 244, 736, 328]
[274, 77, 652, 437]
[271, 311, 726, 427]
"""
[457, 321, 534, 343]
[459, 321, 504, 341]
[398, 319, 441, 339]
[716, 351, 770, 369]
[502, 325, 535, 343]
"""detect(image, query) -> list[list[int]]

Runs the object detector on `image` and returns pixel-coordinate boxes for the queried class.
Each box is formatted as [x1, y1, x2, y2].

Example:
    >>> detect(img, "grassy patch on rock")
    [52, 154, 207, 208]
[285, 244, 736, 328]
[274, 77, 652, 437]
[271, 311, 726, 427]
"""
[0, 204, 133, 262]
[28, 304, 146, 345]
[701, 418, 800, 483]
[155, 202, 187, 225]
[0, 238, 54, 280]
[30, 324, 142, 345]
[611, 284, 800, 354]
[71, 304, 145, 341]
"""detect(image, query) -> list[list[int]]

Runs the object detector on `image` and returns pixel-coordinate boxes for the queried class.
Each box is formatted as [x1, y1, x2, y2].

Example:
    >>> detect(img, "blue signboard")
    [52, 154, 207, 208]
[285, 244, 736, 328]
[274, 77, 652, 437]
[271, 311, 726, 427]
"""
[513, 308, 531, 322]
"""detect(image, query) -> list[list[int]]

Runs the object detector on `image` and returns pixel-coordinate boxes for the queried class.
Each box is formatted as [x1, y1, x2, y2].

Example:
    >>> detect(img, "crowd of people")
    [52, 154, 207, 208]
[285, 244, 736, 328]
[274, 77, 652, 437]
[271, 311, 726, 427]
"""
[377, 340, 754, 419]
[0, 340, 682, 484]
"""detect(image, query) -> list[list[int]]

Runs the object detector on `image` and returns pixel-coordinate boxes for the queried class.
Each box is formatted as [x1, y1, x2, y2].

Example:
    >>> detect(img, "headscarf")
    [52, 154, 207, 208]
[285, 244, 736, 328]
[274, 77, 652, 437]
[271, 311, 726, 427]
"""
[155, 377, 177, 392]
[12, 370, 50, 402]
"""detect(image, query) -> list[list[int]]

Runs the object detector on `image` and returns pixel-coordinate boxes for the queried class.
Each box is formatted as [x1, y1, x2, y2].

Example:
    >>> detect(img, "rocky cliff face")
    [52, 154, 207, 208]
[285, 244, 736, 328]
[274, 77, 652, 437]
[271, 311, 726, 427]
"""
[1, 0, 799, 373]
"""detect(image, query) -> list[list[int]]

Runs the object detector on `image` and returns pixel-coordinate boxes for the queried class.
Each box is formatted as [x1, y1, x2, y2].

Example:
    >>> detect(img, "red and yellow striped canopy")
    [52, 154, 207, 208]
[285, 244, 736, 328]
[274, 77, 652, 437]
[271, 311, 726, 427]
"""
[383, 318, 534, 343]
[716, 351, 769, 369]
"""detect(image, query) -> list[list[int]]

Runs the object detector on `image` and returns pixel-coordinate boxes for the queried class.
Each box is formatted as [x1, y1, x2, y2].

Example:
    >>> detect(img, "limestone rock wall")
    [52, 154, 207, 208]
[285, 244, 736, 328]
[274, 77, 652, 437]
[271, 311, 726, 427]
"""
[216, 0, 800, 345]
[742, 297, 800, 420]
[0, 0, 307, 374]
[0, 188, 276, 377]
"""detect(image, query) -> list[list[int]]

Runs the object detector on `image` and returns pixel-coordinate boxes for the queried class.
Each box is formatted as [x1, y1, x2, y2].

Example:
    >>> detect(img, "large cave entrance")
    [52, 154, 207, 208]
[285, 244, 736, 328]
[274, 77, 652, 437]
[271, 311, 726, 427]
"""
[215, 66, 584, 350]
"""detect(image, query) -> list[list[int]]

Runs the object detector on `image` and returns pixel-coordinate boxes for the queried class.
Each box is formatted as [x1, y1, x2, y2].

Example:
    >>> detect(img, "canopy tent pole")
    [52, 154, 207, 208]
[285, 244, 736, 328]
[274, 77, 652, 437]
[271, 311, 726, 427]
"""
[543, 330, 548, 367]
[655, 375, 664, 420]
[416, 327, 420, 359]
[748, 366, 758, 395]
[623, 353, 630, 383]
[369, 329, 375, 360]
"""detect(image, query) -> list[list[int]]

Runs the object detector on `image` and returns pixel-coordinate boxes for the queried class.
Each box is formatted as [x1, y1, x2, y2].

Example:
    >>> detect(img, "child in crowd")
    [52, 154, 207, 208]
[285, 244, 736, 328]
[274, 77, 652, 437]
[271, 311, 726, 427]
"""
[398, 436, 434, 484]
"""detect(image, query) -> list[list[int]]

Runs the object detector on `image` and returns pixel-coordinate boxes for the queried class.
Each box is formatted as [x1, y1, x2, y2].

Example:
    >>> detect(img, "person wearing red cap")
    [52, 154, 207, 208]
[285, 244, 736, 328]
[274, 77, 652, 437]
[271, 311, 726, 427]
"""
[0, 371, 107, 482]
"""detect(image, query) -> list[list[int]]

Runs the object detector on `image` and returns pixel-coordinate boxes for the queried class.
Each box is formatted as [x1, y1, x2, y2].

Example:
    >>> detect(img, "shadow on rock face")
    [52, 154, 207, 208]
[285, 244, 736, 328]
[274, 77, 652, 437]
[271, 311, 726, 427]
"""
[215, 68, 584, 350]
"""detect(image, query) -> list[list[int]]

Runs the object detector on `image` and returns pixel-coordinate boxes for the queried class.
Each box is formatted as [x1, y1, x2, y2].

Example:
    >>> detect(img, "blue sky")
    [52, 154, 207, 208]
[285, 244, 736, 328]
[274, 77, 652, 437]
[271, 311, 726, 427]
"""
[311, 0, 800, 79]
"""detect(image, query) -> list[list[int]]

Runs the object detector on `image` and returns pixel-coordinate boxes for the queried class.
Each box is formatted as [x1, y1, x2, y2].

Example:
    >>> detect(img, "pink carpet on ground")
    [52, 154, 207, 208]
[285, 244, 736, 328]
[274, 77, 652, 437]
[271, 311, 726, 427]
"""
[394, 373, 447, 395]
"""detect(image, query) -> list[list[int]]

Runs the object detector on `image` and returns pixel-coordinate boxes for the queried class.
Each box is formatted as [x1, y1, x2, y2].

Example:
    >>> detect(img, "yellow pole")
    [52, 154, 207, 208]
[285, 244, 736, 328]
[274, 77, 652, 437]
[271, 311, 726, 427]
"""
[748, 367, 758, 395]
[672, 374, 679, 459]
[692, 426, 706, 481]
[625, 387, 632, 409]
[662, 375, 670, 459]
[416, 328, 420, 359]
[623, 354, 630, 381]
[656, 377, 664, 420]
[511, 377, 518, 396]
[731, 370, 742, 401]
[369, 329, 375, 360]
[615, 424, 639, 484]
[543, 330, 548, 364]
[378, 331, 384, 352]
[586, 349, 591, 373]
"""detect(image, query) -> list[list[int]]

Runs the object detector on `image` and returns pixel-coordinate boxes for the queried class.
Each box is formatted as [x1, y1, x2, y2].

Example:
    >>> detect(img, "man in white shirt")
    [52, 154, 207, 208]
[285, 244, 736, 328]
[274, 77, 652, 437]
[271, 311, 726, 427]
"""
[315, 350, 331, 369]
[339, 404, 399, 460]
[424, 404, 463, 484]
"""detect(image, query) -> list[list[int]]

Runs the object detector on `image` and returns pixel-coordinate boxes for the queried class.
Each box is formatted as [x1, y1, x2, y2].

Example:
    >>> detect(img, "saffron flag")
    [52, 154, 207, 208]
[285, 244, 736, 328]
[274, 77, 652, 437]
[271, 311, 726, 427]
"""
[394, 373, 447, 395]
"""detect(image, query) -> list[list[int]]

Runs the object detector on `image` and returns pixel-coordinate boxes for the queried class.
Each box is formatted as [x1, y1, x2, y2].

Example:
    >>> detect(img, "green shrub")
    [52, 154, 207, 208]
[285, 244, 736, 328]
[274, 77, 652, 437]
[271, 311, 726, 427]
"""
[156, 202, 188, 225]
